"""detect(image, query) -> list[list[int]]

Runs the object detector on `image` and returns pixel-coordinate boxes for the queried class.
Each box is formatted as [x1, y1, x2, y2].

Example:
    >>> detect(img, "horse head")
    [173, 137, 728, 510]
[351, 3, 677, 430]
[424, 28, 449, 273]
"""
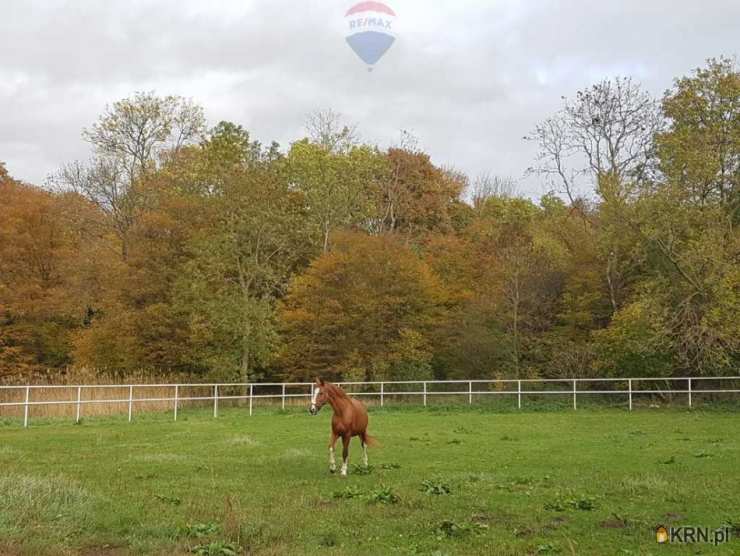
[309, 377, 328, 415]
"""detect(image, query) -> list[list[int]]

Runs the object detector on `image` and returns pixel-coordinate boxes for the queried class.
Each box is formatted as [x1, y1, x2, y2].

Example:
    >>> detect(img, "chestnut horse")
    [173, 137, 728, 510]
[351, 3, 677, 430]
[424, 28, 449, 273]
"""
[309, 378, 376, 476]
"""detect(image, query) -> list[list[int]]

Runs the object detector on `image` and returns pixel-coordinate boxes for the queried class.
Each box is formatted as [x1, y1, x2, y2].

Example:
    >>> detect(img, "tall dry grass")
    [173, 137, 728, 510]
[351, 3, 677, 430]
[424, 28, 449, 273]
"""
[0, 367, 211, 420]
[0, 368, 318, 422]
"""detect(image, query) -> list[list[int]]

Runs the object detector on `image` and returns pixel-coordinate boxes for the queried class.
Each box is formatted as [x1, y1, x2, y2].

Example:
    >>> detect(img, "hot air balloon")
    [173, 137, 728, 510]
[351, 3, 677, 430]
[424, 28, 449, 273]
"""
[344, 2, 396, 70]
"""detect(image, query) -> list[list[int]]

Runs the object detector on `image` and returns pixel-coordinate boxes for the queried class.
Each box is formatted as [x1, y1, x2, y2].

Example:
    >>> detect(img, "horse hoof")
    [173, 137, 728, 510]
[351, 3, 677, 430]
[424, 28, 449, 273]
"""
[329, 468, 336, 474]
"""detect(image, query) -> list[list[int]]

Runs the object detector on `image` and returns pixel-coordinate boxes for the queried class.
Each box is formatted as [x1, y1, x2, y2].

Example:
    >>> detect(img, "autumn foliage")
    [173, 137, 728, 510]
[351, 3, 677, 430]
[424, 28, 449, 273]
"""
[0, 59, 738, 382]
[278, 232, 448, 381]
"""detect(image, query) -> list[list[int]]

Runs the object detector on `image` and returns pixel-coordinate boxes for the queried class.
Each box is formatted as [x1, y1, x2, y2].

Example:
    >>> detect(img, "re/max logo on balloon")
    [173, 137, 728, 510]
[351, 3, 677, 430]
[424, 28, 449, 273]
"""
[344, 1, 397, 70]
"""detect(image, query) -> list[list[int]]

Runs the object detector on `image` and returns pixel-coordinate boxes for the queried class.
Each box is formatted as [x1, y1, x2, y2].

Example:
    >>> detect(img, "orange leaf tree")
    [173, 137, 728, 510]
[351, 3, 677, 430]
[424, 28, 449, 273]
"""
[278, 231, 449, 382]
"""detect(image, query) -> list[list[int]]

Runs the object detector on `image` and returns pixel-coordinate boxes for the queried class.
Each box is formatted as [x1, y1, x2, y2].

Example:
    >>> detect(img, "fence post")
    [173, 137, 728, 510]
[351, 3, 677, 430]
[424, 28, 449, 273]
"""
[174, 385, 179, 421]
[128, 385, 133, 422]
[23, 386, 30, 428]
[281, 384, 285, 410]
[249, 384, 253, 416]
[213, 385, 219, 418]
[628, 379, 633, 411]
[380, 382, 384, 407]
[517, 380, 522, 410]
[75, 386, 82, 423]
[468, 381, 473, 404]
[572, 380, 577, 410]
[688, 378, 692, 409]
[423, 382, 427, 407]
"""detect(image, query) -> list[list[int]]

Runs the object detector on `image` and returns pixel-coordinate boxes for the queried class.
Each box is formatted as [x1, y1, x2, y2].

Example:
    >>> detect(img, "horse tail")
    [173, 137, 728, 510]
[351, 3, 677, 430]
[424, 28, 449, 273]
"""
[363, 433, 380, 448]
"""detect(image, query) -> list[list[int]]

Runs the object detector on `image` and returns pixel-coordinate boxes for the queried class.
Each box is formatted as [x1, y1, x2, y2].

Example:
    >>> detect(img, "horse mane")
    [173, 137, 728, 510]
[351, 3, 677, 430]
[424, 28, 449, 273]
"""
[323, 382, 350, 401]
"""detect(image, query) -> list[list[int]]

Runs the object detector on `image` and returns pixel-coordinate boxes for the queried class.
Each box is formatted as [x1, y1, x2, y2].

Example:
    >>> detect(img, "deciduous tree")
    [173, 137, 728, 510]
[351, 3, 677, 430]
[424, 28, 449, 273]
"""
[278, 232, 448, 381]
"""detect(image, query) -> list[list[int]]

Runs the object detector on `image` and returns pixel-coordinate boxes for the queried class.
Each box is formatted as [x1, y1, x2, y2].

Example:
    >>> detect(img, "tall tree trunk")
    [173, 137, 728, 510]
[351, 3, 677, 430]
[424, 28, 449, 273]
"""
[240, 312, 251, 383]
[240, 343, 250, 383]
[606, 250, 618, 314]
[322, 221, 330, 253]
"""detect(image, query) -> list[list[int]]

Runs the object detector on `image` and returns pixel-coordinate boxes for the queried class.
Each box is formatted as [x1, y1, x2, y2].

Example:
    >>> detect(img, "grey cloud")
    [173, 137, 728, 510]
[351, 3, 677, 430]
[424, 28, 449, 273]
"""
[1, 0, 738, 197]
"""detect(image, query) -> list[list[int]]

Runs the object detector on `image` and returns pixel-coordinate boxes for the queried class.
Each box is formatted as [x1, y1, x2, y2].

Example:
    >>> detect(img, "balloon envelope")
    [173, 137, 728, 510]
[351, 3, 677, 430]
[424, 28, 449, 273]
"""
[345, 32, 395, 66]
[344, 2, 396, 67]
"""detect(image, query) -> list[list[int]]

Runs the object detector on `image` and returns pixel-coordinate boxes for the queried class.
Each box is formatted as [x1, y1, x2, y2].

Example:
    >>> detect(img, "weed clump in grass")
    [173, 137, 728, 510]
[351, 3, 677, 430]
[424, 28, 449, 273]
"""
[368, 485, 399, 505]
[421, 479, 452, 496]
[155, 494, 182, 505]
[437, 520, 467, 539]
[332, 484, 399, 504]
[435, 519, 488, 539]
[190, 541, 239, 555]
[332, 486, 364, 500]
[544, 494, 596, 512]
[379, 462, 401, 470]
[350, 464, 373, 475]
[318, 532, 338, 547]
[184, 523, 220, 538]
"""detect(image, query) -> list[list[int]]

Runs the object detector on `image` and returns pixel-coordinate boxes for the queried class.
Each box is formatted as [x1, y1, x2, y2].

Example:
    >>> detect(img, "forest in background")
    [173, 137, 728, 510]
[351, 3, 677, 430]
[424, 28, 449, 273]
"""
[0, 57, 737, 383]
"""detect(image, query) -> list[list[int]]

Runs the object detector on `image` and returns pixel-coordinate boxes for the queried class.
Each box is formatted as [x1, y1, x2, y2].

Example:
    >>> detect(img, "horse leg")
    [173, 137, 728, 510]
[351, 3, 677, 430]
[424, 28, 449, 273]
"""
[340, 435, 350, 476]
[328, 432, 338, 473]
[361, 433, 369, 467]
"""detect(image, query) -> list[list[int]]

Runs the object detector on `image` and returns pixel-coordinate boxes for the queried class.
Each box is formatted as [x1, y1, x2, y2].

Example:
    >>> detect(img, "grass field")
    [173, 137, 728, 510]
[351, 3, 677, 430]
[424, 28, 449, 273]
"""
[0, 406, 738, 555]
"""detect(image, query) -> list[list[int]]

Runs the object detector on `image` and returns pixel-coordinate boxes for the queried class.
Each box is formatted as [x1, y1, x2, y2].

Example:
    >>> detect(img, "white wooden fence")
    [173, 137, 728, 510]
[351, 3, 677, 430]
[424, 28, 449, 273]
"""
[1, 376, 738, 428]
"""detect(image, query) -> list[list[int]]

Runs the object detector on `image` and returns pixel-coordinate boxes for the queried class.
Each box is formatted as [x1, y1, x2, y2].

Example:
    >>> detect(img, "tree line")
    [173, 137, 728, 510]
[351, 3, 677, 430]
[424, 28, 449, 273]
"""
[0, 57, 737, 383]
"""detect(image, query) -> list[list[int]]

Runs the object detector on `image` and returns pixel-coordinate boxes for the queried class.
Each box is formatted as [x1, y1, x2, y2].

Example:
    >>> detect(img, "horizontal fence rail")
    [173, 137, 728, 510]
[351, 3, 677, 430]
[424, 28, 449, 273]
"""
[0, 377, 738, 428]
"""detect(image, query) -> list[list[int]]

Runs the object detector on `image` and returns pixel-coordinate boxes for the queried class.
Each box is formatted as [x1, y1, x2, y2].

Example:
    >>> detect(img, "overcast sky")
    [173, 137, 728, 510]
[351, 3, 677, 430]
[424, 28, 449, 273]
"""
[1, 0, 738, 198]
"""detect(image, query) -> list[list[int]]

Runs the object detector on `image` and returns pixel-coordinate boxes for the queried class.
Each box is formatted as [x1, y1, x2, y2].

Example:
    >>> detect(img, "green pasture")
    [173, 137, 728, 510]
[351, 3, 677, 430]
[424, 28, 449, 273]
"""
[0, 406, 738, 555]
